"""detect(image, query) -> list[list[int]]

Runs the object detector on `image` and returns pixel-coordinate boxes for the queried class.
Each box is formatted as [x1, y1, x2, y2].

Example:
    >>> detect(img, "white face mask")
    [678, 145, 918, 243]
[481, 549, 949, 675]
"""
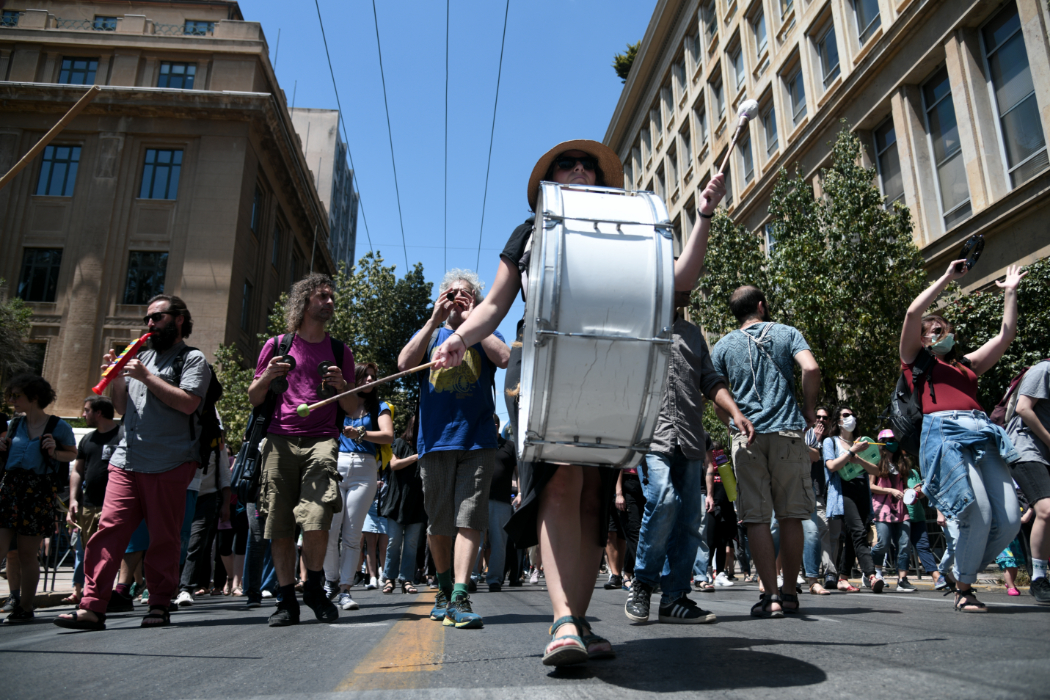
[841, 416, 857, 432]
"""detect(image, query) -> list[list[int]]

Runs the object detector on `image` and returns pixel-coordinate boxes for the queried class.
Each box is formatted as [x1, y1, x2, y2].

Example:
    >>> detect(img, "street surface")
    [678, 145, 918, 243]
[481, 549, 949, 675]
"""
[1, 579, 1047, 699]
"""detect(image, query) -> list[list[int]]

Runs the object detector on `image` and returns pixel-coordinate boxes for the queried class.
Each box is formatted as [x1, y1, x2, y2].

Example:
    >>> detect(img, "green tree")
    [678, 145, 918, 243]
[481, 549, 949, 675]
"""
[0, 279, 33, 411]
[214, 344, 255, 453]
[694, 125, 927, 429]
[939, 256, 1050, 412]
[612, 41, 641, 83]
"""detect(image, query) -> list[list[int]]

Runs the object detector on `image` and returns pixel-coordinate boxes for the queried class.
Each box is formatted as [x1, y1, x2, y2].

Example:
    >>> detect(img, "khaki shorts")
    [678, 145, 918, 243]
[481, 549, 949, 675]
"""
[731, 431, 814, 524]
[78, 504, 104, 544]
[258, 433, 341, 540]
[419, 449, 495, 537]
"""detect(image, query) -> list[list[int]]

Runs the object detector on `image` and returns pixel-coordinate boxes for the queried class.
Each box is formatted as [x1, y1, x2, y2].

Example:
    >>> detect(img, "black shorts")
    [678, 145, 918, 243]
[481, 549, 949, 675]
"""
[1011, 460, 1050, 505]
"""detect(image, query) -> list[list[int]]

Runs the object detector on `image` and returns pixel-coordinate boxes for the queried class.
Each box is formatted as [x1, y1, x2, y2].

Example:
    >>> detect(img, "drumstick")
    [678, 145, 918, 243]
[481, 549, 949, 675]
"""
[296, 361, 437, 417]
[718, 99, 760, 176]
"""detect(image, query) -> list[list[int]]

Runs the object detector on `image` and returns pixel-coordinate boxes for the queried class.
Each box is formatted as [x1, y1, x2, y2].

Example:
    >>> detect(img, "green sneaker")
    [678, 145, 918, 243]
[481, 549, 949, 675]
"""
[429, 590, 449, 621]
[443, 594, 483, 629]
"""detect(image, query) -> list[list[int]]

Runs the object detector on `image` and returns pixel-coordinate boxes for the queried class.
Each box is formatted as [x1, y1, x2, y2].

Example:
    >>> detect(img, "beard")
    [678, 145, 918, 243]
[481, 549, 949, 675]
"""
[148, 323, 179, 352]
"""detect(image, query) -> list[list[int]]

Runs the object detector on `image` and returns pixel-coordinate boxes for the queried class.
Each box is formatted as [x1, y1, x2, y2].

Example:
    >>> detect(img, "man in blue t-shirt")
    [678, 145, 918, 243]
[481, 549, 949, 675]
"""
[711, 285, 820, 619]
[398, 270, 509, 629]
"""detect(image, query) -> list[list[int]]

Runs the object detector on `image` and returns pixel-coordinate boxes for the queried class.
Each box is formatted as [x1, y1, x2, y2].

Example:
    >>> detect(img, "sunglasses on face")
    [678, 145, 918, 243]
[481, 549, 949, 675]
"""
[554, 156, 598, 172]
[816, 416, 829, 421]
[840, 412, 853, 418]
[143, 311, 175, 325]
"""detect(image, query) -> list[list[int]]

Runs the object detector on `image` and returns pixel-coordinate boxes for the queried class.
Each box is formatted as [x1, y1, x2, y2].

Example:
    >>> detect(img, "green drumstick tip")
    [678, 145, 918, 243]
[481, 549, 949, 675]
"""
[296, 403, 310, 418]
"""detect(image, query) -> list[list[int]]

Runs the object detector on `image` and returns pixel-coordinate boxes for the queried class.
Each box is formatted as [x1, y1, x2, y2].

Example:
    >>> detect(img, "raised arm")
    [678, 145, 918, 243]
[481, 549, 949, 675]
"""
[964, 265, 1027, 376]
[900, 259, 969, 365]
[432, 259, 521, 369]
[674, 174, 725, 291]
[398, 294, 456, 372]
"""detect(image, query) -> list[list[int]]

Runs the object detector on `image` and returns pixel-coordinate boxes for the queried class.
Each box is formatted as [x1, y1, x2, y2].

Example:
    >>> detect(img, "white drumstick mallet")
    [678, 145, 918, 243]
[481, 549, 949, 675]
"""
[718, 99, 760, 175]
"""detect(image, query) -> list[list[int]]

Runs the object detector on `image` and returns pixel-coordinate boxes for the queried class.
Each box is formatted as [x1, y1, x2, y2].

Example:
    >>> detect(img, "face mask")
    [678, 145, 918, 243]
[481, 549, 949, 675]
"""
[928, 332, 955, 356]
[884, 440, 899, 453]
[840, 416, 857, 432]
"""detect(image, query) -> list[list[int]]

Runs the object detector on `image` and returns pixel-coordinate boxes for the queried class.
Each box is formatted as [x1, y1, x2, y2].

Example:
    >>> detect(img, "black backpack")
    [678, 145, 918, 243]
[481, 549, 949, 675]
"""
[172, 346, 224, 473]
[886, 347, 971, 457]
[3, 414, 70, 494]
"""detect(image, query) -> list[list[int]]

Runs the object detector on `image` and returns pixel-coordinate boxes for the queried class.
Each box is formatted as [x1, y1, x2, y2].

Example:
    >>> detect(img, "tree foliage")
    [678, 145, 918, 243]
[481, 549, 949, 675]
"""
[939, 255, 1050, 412]
[0, 279, 34, 412]
[693, 125, 927, 430]
[612, 41, 641, 83]
[214, 344, 255, 453]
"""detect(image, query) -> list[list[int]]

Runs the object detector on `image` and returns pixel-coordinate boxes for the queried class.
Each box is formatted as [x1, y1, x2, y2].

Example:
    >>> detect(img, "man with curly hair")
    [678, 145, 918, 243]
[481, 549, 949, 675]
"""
[248, 273, 357, 626]
[398, 269, 509, 629]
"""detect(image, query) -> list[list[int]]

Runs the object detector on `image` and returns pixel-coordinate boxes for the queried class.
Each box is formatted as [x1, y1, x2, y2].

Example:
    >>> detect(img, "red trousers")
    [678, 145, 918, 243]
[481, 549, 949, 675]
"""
[81, 461, 197, 614]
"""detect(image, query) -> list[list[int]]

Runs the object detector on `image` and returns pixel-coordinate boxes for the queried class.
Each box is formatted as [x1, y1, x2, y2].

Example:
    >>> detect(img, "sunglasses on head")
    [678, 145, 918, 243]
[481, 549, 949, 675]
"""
[554, 155, 598, 172]
[143, 311, 175, 325]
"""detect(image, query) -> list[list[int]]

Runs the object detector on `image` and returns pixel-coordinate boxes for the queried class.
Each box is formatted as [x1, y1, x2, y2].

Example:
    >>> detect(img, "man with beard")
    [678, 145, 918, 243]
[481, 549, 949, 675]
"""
[398, 270, 509, 629]
[56, 295, 211, 630]
[248, 273, 356, 626]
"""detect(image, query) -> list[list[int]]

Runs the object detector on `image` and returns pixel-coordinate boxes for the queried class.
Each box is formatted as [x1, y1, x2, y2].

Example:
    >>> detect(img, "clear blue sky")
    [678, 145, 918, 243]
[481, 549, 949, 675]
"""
[244, 0, 657, 424]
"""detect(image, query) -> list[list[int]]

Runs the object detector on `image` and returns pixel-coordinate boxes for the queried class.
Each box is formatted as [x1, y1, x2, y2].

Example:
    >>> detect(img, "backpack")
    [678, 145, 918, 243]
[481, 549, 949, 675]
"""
[3, 414, 70, 493]
[886, 347, 938, 457]
[172, 346, 224, 473]
[990, 359, 1050, 427]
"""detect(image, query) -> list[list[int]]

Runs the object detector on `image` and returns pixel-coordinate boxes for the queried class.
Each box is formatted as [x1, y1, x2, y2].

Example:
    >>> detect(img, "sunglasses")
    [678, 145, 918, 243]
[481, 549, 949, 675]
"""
[143, 311, 175, 325]
[816, 416, 829, 421]
[840, 412, 853, 418]
[554, 156, 598, 172]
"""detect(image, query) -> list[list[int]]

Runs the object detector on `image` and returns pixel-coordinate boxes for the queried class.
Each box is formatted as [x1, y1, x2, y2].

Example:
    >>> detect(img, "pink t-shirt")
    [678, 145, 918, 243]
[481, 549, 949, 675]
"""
[871, 472, 909, 523]
[255, 333, 355, 437]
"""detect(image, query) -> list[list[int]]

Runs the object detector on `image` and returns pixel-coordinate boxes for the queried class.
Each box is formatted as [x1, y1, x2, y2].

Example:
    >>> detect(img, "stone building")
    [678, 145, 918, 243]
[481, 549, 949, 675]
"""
[291, 107, 359, 270]
[0, 0, 336, 416]
[605, 0, 1049, 290]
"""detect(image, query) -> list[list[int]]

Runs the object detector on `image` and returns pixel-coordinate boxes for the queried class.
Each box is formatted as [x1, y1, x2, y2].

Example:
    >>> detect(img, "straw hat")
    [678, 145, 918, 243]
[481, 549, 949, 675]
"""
[527, 139, 623, 210]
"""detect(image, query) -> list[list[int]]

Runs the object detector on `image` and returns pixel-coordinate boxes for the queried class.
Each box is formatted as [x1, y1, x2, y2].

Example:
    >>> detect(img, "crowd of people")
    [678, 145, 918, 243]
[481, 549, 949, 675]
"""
[1, 138, 1047, 672]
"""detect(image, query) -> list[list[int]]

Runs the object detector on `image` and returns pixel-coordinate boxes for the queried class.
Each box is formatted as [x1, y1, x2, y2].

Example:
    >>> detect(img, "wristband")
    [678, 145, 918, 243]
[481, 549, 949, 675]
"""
[698, 210, 714, 219]
[451, 331, 466, 346]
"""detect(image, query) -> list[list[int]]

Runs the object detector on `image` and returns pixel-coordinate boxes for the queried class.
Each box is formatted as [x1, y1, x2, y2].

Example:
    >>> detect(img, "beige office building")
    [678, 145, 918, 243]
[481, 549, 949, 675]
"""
[605, 0, 1050, 291]
[0, 0, 335, 416]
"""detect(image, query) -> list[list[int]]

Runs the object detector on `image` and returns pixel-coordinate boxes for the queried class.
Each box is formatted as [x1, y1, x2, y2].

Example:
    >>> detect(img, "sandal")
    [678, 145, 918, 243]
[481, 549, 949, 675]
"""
[694, 580, 715, 592]
[223, 578, 234, 596]
[54, 609, 106, 631]
[779, 591, 801, 614]
[231, 587, 244, 597]
[401, 580, 418, 594]
[382, 579, 396, 595]
[194, 588, 209, 597]
[141, 606, 171, 627]
[542, 616, 589, 666]
[574, 616, 615, 660]
[808, 581, 830, 595]
[744, 574, 758, 583]
[954, 590, 988, 613]
[837, 580, 860, 593]
[751, 593, 785, 618]
[61, 593, 81, 605]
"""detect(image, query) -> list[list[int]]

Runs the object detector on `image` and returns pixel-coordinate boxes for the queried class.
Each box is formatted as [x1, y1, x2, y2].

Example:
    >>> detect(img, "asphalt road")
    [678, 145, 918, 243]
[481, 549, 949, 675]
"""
[1, 579, 1047, 699]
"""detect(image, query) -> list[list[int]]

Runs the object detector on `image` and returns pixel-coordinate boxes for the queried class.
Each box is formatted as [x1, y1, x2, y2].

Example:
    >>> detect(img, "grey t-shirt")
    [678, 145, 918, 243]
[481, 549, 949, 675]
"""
[109, 341, 211, 474]
[711, 322, 810, 434]
[1006, 360, 1050, 466]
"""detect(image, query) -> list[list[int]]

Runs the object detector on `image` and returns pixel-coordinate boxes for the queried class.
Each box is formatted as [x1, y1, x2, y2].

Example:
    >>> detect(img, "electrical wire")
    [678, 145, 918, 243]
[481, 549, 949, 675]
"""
[371, 0, 411, 273]
[312, 0, 374, 257]
[475, 0, 511, 272]
[444, 0, 449, 271]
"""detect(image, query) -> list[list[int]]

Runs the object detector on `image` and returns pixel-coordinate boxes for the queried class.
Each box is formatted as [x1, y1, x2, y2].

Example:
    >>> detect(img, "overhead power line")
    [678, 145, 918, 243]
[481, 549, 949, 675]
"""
[312, 0, 374, 258]
[371, 0, 411, 273]
[475, 0, 511, 272]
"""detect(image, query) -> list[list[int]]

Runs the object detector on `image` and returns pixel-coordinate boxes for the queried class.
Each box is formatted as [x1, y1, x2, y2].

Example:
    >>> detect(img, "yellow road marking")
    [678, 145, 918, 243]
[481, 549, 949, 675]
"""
[335, 597, 444, 691]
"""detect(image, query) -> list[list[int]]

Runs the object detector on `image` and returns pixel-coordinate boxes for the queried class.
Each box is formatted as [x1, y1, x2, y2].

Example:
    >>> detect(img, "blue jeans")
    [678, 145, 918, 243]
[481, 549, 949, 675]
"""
[939, 517, 958, 577]
[908, 520, 939, 574]
[802, 512, 822, 578]
[179, 489, 198, 567]
[384, 520, 424, 583]
[73, 534, 85, 587]
[872, 521, 911, 572]
[691, 495, 712, 583]
[482, 500, 513, 585]
[636, 448, 706, 605]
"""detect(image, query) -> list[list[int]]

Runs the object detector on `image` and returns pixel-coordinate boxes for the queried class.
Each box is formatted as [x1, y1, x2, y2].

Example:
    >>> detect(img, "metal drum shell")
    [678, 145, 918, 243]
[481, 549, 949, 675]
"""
[517, 182, 674, 469]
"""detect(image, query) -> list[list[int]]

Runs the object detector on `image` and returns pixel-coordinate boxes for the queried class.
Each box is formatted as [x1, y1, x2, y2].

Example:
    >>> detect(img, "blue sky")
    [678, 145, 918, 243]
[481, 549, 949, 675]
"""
[244, 0, 657, 424]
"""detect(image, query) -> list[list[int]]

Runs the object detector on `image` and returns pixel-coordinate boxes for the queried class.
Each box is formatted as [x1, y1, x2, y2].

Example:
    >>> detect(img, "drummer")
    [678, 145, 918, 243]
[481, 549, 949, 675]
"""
[432, 139, 726, 665]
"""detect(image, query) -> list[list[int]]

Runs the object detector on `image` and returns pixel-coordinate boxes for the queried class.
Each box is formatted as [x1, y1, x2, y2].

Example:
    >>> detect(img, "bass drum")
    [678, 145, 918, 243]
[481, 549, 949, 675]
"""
[517, 182, 674, 469]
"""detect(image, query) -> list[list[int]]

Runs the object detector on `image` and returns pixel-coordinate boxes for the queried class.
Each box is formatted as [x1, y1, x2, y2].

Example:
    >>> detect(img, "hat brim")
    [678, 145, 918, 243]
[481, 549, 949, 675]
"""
[528, 139, 623, 210]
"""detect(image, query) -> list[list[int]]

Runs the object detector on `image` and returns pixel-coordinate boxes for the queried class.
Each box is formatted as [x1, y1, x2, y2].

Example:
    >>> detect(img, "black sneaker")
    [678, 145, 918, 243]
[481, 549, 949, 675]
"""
[268, 601, 300, 627]
[467, 578, 478, 593]
[1030, 576, 1050, 605]
[624, 581, 653, 622]
[658, 594, 717, 624]
[604, 574, 623, 590]
[303, 586, 339, 623]
[1, 595, 20, 613]
[896, 578, 917, 593]
[2, 605, 34, 624]
[488, 583, 502, 593]
[245, 596, 263, 609]
[106, 591, 135, 613]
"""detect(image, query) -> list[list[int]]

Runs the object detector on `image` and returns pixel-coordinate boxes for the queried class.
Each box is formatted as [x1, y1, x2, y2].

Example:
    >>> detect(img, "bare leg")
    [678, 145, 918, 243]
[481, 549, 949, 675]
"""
[363, 532, 378, 579]
[1004, 567, 1017, 589]
[377, 533, 388, 578]
[300, 530, 328, 572]
[777, 519, 805, 609]
[1032, 500, 1050, 563]
[453, 529, 482, 584]
[232, 554, 245, 591]
[271, 537, 298, 587]
[605, 535, 625, 578]
[747, 522, 782, 613]
[15, 535, 43, 611]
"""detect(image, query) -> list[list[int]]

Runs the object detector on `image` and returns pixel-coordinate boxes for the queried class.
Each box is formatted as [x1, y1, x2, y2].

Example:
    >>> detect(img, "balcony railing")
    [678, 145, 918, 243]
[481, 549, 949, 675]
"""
[56, 18, 117, 31]
[1, 11, 24, 27]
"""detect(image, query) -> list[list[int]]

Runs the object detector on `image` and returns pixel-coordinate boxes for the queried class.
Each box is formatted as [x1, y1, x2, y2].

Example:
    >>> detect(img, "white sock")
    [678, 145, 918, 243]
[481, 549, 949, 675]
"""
[1033, 559, 1048, 581]
[875, 566, 884, 578]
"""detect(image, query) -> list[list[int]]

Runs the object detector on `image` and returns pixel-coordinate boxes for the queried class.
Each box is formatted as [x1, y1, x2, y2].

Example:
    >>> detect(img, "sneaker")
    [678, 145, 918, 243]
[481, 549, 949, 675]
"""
[335, 592, 359, 611]
[658, 595, 717, 624]
[488, 583, 502, 593]
[268, 601, 300, 627]
[624, 581, 652, 622]
[2, 605, 34, 625]
[106, 591, 135, 613]
[3, 594, 22, 613]
[1030, 577, 1050, 605]
[365, 577, 378, 591]
[303, 586, 339, 622]
[430, 590, 449, 621]
[869, 575, 885, 594]
[604, 574, 623, 590]
[529, 569, 540, 585]
[261, 590, 274, 599]
[129, 582, 142, 600]
[714, 572, 735, 587]
[427, 577, 438, 590]
[934, 576, 949, 591]
[325, 581, 340, 601]
[896, 578, 917, 593]
[175, 591, 195, 607]
[245, 596, 262, 609]
[139, 588, 149, 604]
[443, 594, 484, 629]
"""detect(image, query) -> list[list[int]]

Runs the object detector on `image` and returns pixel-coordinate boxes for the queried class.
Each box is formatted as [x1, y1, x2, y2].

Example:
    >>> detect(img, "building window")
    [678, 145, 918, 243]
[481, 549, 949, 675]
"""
[123, 252, 168, 305]
[35, 145, 80, 197]
[681, 126, 693, 173]
[158, 62, 196, 90]
[724, 160, 734, 207]
[632, 146, 642, 184]
[272, 225, 282, 268]
[18, 248, 62, 302]
[642, 124, 653, 164]
[668, 145, 679, 191]
[139, 149, 182, 200]
[251, 185, 264, 236]
[729, 43, 745, 94]
[292, 249, 304, 283]
[2, 10, 21, 27]
[58, 58, 99, 85]
[93, 16, 118, 31]
[184, 20, 214, 36]
[816, 24, 840, 89]
[740, 135, 754, 184]
[780, 0, 794, 19]
[694, 101, 709, 149]
[785, 65, 806, 125]
[873, 118, 904, 206]
[673, 61, 686, 104]
[701, 1, 718, 46]
[652, 106, 663, 138]
[711, 76, 725, 122]
[763, 102, 778, 157]
[922, 66, 971, 228]
[241, 281, 253, 331]
[764, 223, 777, 256]
[982, 1, 1048, 188]
[661, 85, 673, 130]
[752, 10, 767, 58]
[655, 166, 666, 201]
[854, 0, 881, 45]
[672, 216, 683, 257]
[688, 28, 702, 72]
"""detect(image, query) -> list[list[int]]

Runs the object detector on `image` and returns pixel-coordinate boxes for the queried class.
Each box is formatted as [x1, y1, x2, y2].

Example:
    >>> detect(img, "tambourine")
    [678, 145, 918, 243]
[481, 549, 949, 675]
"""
[955, 235, 984, 273]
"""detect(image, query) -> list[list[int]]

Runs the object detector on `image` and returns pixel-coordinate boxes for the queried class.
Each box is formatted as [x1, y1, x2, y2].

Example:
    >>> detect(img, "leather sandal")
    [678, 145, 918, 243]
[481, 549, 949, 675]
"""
[751, 593, 785, 618]
[382, 579, 395, 595]
[542, 616, 588, 666]
[141, 606, 171, 628]
[954, 590, 988, 613]
[837, 580, 860, 593]
[574, 616, 615, 660]
[54, 609, 106, 631]
[808, 580, 830, 595]
[779, 591, 801, 614]
[401, 580, 418, 594]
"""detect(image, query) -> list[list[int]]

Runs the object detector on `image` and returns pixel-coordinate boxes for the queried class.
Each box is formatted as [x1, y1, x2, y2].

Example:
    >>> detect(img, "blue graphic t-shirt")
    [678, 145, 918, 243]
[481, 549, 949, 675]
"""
[416, 326, 504, 457]
[338, 401, 391, 456]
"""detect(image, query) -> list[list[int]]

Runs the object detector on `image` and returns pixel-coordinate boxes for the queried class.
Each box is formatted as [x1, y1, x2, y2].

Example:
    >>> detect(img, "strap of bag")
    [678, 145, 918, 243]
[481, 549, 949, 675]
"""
[736, 323, 795, 390]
